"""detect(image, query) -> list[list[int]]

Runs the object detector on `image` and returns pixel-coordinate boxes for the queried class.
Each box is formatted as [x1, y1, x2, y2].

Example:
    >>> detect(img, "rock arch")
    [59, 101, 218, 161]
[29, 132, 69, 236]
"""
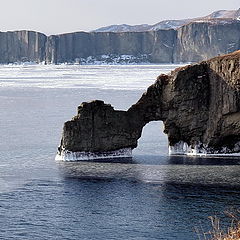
[56, 51, 240, 160]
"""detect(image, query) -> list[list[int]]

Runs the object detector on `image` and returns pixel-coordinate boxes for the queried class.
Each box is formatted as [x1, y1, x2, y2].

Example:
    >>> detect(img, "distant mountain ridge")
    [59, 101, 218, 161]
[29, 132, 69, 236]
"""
[93, 9, 240, 32]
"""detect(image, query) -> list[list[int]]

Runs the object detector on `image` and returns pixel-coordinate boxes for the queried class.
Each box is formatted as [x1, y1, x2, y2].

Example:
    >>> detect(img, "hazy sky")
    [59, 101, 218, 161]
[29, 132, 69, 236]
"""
[0, 0, 239, 35]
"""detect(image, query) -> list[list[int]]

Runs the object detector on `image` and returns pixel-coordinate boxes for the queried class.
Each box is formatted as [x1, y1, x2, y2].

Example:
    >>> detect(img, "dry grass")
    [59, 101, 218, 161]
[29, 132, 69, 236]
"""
[196, 210, 240, 240]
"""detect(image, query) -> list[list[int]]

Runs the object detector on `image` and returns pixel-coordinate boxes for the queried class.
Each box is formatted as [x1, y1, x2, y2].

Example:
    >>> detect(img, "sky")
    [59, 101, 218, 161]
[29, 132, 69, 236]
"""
[0, 0, 239, 35]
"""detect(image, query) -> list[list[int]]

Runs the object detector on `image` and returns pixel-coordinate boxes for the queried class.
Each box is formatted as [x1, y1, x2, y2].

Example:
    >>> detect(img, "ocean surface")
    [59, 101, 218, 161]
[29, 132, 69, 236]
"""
[1, 64, 240, 240]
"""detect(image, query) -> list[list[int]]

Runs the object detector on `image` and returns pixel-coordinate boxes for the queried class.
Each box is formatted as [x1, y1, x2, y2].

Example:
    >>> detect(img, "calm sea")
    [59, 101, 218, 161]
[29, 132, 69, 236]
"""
[0, 64, 240, 240]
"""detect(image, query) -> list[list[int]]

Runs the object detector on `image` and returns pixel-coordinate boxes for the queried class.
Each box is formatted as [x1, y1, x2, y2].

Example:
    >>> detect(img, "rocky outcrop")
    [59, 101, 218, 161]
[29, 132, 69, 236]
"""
[0, 20, 240, 64]
[57, 50, 240, 160]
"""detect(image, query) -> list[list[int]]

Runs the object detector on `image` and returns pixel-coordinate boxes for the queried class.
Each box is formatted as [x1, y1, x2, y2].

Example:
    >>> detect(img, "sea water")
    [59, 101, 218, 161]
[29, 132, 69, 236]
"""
[0, 64, 240, 240]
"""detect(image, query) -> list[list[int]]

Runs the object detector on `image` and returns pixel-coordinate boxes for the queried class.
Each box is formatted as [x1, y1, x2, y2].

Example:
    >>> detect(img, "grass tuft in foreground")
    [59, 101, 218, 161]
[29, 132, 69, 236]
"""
[196, 210, 240, 240]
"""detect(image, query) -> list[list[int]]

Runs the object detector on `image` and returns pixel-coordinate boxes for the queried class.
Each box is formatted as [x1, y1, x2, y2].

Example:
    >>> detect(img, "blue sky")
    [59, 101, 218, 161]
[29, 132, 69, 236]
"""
[0, 0, 239, 35]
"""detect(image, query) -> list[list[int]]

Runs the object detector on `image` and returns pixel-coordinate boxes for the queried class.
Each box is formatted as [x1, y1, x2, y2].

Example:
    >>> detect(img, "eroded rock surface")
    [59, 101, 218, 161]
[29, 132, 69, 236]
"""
[57, 51, 240, 159]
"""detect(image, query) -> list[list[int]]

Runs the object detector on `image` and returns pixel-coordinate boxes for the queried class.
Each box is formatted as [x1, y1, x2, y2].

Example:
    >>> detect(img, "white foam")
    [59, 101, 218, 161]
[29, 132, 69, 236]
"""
[169, 141, 240, 157]
[55, 148, 132, 161]
[169, 141, 189, 155]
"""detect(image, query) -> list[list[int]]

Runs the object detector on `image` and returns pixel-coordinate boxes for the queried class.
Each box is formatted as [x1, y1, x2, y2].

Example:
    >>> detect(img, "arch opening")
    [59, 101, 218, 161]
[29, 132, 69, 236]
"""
[133, 121, 168, 156]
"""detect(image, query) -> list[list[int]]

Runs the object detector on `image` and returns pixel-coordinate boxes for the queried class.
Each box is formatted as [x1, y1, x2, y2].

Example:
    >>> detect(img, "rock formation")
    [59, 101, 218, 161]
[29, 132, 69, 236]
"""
[46, 20, 240, 64]
[56, 50, 240, 160]
[45, 30, 176, 64]
[0, 30, 47, 63]
[0, 20, 240, 64]
[174, 20, 240, 62]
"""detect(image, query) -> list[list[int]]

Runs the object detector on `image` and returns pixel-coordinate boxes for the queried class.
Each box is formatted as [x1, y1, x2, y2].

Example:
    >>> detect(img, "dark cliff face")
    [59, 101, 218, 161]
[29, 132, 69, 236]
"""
[0, 21, 240, 64]
[0, 31, 47, 63]
[45, 30, 176, 63]
[62, 101, 138, 152]
[174, 21, 240, 63]
[58, 51, 240, 156]
[44, 21, 240, 64]
[45, 32, 93, 63]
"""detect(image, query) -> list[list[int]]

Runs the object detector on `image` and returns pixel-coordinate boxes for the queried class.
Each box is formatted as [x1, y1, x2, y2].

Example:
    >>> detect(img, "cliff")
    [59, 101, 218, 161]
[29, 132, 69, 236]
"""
[46, 20, 240, 64]
[56, 50, 240, 160]
[45, 30, 176, 63]
[174, 20, 240, 62]
[0, 20, 240, 64]
[0, 30, 46, 63]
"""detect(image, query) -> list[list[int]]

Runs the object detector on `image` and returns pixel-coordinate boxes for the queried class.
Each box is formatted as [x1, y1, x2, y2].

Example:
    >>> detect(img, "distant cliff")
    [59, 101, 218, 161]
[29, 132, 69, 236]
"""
[0, 20, 240, 64]
[45, 29, 176, 64]
[174, 20, 240, 62]
[56, 50, 240, 160]
[0, 30, 46, 63]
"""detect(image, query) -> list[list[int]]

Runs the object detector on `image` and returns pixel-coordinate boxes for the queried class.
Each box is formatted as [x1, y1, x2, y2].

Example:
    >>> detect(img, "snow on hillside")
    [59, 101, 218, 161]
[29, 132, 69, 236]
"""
[150, 20, 190, 31]
[206, 10, 238, 19]
[93, 8, 240, 32]
[93, 24, 150, 33]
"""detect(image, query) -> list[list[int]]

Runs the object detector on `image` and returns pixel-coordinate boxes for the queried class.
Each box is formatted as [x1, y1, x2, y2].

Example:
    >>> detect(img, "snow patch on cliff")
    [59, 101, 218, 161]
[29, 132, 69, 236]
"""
[78, 54, 150, 65]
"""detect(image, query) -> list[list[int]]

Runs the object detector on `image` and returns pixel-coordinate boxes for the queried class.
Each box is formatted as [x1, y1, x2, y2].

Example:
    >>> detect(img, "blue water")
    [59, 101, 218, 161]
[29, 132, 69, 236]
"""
[0, 65, 240, 240]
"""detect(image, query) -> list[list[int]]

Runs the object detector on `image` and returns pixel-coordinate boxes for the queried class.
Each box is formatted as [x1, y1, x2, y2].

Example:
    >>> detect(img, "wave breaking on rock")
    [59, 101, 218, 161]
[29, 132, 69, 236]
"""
[55, 148, 132, 161]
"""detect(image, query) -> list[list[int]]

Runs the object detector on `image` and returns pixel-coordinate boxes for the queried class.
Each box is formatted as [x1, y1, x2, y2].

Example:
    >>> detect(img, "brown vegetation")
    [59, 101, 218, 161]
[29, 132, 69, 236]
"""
[196, 211, 240, 240]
